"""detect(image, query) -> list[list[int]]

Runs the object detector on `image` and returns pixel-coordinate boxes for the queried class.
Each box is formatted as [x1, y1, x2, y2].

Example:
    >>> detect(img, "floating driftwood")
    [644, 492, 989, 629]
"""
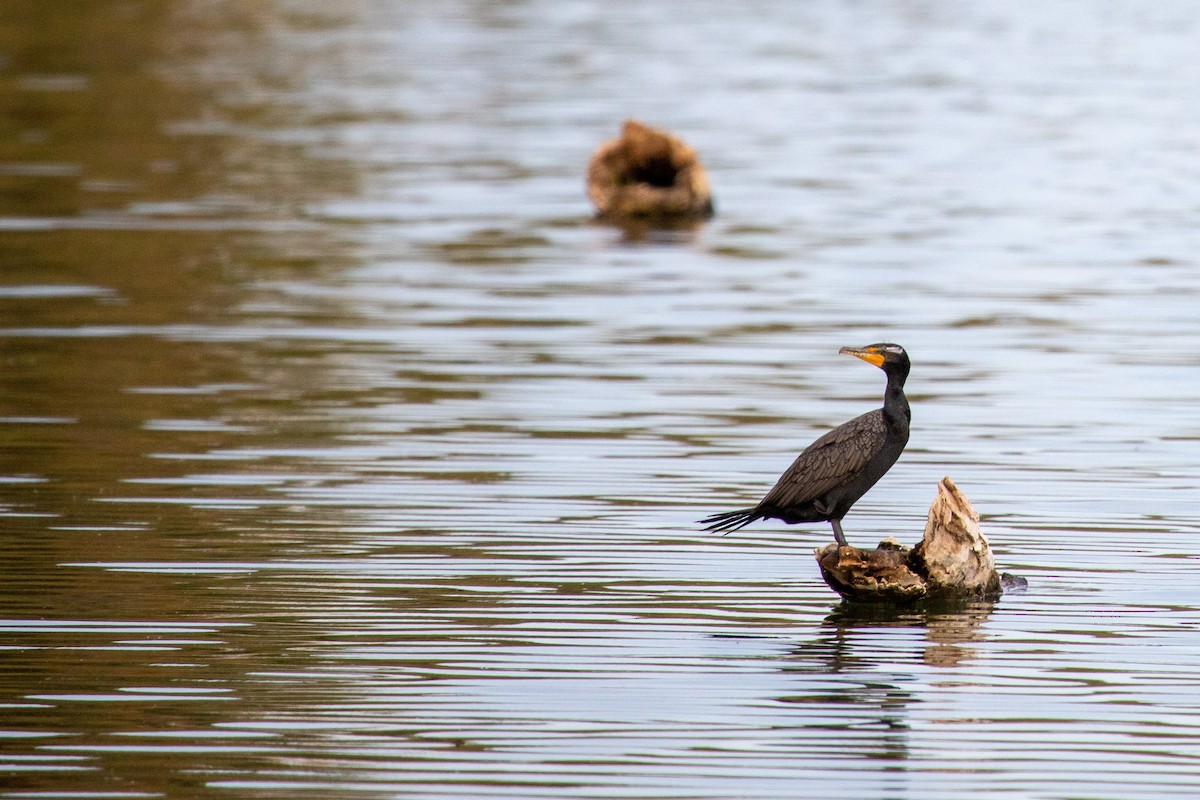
[815, 477, 1014, 603]
[586, 119, 714, 222]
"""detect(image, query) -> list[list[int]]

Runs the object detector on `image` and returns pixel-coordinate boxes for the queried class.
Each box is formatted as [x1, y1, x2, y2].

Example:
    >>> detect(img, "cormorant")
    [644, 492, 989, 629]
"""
[699, 343, 911, 547]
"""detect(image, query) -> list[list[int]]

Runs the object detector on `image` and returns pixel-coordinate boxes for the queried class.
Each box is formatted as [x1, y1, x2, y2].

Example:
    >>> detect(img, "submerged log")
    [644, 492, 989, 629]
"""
[586, 119, 714, 221]
[815, 477, 1005, 603]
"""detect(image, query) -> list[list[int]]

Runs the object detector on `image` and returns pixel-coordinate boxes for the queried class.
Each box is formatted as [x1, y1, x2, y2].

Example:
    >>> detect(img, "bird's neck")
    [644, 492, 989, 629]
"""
[883, 378, 910, 427]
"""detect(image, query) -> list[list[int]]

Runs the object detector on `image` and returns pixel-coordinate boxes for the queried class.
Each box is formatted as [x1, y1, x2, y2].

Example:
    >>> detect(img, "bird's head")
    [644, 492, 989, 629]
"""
[839, 343, 910, 380]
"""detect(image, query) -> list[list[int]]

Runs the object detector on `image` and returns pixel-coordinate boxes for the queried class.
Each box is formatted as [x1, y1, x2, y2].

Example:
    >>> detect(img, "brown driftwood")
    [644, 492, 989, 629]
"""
[816, 477, 1005, 603]
[586, 119, 714, 221]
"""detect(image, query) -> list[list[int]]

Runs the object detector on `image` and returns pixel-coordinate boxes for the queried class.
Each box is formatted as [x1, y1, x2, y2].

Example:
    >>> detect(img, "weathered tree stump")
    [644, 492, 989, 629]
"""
[815, 477, 1007, 603]
[586, 119, 714, 221]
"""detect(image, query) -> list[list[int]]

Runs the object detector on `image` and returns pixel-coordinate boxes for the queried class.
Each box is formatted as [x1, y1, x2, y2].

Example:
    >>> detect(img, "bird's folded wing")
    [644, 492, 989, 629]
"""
[761, 411, 886, 508]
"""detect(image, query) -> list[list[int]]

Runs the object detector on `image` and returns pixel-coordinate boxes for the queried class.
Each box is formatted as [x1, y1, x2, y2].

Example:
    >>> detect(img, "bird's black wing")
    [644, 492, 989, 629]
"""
[760, 410, 888, 509]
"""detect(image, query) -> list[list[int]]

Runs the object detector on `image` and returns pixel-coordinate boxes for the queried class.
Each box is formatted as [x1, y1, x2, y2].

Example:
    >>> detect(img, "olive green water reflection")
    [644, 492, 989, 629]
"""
[6, 2, 1200, 799]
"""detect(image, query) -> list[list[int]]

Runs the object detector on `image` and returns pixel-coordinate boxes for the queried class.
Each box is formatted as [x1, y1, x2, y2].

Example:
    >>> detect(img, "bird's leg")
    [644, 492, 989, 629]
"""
[830, 519, 849, 548]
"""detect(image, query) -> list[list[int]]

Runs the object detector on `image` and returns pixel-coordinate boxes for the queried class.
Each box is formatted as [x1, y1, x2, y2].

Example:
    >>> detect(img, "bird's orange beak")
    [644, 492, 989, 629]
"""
[839, 345, 885, 367]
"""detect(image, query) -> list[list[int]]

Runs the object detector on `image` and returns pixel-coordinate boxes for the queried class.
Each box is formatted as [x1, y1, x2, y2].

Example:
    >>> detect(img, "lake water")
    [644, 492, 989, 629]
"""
[4, 1, 1200, 798]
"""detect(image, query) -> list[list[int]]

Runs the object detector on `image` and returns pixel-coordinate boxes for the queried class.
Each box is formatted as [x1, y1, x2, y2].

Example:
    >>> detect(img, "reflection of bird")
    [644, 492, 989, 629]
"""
[700, 343, 911, 547]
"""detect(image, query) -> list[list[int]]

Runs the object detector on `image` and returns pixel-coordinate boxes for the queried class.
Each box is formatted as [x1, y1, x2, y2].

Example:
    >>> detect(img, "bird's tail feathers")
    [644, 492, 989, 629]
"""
[699, 507, 762, 534]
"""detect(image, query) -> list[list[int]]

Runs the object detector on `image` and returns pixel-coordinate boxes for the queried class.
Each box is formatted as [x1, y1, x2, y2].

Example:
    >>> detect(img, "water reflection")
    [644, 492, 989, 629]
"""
[820, 600, 997, 669]
[592, 215, 711, 246]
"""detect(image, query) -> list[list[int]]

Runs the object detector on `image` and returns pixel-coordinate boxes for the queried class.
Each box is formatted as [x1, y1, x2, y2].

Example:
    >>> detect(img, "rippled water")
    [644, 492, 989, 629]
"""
[4, 1, 1200, 798]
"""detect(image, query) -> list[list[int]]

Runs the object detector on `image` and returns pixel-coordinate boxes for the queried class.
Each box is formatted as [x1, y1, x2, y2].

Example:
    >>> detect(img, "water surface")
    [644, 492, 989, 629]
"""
[3, 2, 1200, 798]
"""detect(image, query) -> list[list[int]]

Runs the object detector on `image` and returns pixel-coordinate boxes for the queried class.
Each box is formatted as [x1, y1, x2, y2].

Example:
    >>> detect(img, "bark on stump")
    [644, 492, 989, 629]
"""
[815, 477, 1004, 603]
[586, 119, 714, 221]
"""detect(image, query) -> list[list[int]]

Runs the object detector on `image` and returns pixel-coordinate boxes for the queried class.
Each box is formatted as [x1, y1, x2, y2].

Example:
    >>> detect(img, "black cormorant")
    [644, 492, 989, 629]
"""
[699, 343, 911, 547]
